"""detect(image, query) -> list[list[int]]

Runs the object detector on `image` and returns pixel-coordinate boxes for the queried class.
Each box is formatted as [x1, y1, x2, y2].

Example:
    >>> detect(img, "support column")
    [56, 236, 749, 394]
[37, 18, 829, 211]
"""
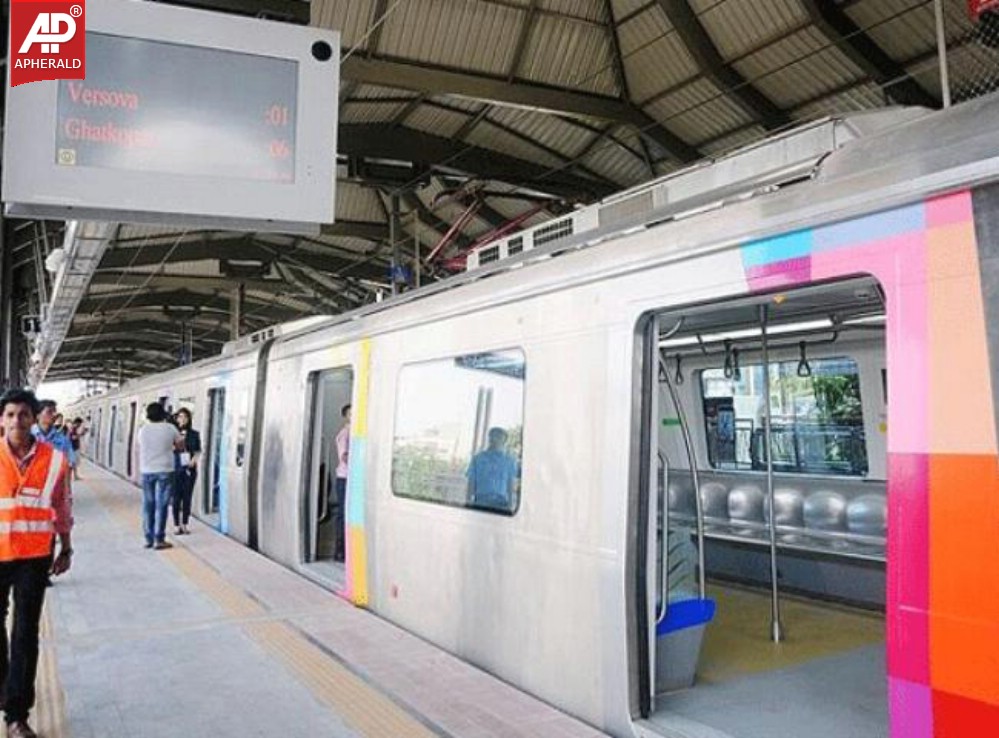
[230, 283, 244, 340]
[390, 192, 402, 296]
[0, 215, 13, 387]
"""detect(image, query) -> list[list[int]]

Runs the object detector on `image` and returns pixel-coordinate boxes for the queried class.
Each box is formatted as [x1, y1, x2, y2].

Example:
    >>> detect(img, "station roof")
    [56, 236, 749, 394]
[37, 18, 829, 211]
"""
[5, 0, 996, 384]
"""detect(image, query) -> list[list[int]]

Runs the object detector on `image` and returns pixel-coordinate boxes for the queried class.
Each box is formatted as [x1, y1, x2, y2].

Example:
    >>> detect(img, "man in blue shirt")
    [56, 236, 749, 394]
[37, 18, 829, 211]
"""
[32, 401, 76, 468]
[466, 427, 518, 511]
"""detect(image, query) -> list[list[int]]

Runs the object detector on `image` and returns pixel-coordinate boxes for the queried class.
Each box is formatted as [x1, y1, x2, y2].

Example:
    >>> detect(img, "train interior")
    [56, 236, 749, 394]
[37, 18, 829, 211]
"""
[304, 367, 354, 586]
[642, 277, 888, 738]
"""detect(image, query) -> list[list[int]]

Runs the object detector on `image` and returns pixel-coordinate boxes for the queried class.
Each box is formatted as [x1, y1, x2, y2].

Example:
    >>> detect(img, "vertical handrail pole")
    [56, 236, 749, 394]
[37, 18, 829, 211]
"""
[760, 304, 784, 642]
[935, 0, 951, 108]
[656, 451, 669, 624]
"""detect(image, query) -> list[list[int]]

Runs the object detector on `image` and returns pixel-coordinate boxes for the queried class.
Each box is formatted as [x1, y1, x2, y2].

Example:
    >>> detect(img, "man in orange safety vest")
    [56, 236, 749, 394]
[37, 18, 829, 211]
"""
[0, 388, 74, 738]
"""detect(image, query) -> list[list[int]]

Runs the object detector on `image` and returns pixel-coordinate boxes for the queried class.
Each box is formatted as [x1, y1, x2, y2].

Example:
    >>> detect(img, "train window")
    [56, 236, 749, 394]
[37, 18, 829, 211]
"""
[391, 349, 525, 515]
[700, 356, 868, 476]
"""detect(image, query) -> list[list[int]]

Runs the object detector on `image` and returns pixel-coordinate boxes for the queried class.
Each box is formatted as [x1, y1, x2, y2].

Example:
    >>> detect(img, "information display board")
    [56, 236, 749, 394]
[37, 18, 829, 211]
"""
[55, 33, 299, 182]
[4, 0, 339, 234]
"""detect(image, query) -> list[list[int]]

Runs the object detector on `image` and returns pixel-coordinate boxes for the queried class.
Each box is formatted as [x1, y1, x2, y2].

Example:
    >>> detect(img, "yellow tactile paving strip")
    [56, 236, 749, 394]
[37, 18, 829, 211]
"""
[35, 604, 69, 737]
[698, 583, 884, 684]
[92, 480, 440, 738]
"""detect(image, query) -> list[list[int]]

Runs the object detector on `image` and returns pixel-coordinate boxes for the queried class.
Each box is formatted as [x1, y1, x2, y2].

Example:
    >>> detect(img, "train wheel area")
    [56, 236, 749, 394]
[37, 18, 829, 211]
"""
[40, 461, 606, 738]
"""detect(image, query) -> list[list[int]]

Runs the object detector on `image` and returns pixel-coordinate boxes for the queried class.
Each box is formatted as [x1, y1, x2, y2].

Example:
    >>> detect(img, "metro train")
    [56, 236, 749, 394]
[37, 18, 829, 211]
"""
[70, 92, 999, 738]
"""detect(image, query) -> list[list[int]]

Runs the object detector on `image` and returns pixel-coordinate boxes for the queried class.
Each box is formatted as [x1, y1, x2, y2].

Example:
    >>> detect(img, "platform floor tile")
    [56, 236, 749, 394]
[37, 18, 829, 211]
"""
[34, 463, 607, 738]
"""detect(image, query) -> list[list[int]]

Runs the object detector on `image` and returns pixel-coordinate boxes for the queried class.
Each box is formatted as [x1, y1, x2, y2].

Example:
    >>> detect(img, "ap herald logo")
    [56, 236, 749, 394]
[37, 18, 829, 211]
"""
[9, 0, 86, 87]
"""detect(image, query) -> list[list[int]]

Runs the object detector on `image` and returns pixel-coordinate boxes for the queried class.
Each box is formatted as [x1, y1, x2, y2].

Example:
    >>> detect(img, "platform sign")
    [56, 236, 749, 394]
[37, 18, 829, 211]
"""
[3, 0, 339, 234]
[21, 316, 42, 335]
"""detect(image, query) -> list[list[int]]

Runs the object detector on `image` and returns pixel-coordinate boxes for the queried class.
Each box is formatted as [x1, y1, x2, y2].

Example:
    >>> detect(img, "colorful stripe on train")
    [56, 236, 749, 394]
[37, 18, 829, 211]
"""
[740, 190, 999, 736]
[342, 338, 371, 607]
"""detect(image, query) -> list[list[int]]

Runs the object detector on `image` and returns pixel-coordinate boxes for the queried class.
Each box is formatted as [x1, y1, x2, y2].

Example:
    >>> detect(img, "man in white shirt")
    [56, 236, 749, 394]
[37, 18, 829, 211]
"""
[135, 403, 183, 550]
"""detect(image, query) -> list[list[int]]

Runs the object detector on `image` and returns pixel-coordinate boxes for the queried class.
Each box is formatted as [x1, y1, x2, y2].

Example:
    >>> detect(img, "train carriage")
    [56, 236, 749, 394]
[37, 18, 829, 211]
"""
[72, 92, 999, 738]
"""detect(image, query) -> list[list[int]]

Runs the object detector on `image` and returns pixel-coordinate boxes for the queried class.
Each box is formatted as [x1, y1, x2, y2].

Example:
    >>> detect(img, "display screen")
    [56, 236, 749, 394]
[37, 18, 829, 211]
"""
[55, 32, 298, 182]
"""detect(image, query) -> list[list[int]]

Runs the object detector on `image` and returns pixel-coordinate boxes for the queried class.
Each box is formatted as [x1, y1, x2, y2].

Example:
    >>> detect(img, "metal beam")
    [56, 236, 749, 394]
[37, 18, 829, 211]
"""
[58, 343, 187, 361]
[462, 110, 621, 190]
[98, 237, 389, 281]
[151, 0, 309, 24]
[79, 290, 302, 315]
[391, 94, 426, 126]
[508, 0, 539, 81]
[77, 289, 310, 317]
[69, 315, 230, 336]
[604, 0, 632, 100]
[402, 193, 475, 251]
[63, 330, 221, 351]
[319, 220, 390, 240]
[89, 272, 287, 294]
[340, 57, 700, 163]
[341, 124, 613, 201]
[801, 0, 937, 108]
[365, 0, 390, 58]
[274, 263, 356, 312]
[453, 106, 491, 141]
[655, 0, 791, 130]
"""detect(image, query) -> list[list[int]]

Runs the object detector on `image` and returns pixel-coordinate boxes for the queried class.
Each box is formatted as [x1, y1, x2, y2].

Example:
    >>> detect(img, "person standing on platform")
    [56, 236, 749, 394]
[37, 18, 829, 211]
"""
[0, 388, 74, 738]
[68, 418, 87, 481]
[172, 408, 201, 536]
[135, 403, 183, 550]
[333, 404, 351, 562]
[32, 401, 76, 475]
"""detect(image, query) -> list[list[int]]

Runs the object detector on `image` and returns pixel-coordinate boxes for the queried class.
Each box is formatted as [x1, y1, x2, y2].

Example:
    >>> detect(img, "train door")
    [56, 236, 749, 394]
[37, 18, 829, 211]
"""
[303, 367, 353, 585]
[126, 401, 137, 478]
[635, 278, 887, 738]
[108, 404, 117, 468]
[93, 408, 102, 464]
[203, 387, 226, 528]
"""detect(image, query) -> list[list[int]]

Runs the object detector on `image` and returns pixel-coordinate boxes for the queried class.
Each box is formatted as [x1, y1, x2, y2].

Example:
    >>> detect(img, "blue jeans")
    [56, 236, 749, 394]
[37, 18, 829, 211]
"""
[142, 472, 174, 544]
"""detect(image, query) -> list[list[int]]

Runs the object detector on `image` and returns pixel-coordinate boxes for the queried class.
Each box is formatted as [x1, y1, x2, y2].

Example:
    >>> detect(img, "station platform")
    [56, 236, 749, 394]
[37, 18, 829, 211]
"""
[32, 462, 607, 738]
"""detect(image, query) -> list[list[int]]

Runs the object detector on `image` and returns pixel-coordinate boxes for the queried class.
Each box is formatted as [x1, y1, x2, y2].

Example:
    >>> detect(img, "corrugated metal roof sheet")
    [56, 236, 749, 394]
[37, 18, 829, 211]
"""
[612, 0, 651, 21]
[464, 121, 568, 170]
[645, 77, 754, 143]
[849, 0, 940, 62]
[694, 0, 807, 61]
[518, 15, 619, 94]
[794, 81, 887, 121]
[341, 101, 408, 123]
[540, 0, 607, 24]
[428, 95, 485, 114]
[378, 0, 520, 75]
[312, 0, 376, 51]
[736, 26, 864, 109]
[582, 135, 649, 185]
[336, 182, 386, 222]
[698, 122, 767, 157]
[487, 108, 596, 159]
[351, 84, 419, 100]
[405, 104, 475, 138]
[619, 11, 699, 101]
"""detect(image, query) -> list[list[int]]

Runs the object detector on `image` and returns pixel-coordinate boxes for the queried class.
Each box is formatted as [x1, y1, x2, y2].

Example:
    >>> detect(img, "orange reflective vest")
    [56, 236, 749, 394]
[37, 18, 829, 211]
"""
[0, 440, 64, 561]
